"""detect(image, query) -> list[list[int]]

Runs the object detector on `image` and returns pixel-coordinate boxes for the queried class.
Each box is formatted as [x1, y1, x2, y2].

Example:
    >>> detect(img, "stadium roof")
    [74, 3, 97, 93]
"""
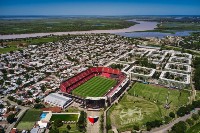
[85, 97, 106, 100]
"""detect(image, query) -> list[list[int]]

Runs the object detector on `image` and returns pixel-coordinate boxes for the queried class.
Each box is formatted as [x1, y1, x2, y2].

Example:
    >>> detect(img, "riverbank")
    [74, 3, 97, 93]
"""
[0, 20, 158, 40]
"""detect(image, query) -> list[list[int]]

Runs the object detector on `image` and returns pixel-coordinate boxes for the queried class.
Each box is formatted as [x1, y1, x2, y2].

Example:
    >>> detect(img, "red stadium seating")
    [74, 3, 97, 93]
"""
[60, 67, 123, 93]
[106, 75, 125, 97]
[101, 73, 110, 78]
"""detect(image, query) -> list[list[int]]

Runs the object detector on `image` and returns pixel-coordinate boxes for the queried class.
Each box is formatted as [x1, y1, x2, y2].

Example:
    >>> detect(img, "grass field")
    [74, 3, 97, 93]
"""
[108, 95, 161, 132]
[72, 76, 117, 98]
[0, 45, 21, 54]
[128, 82, 190, 114]
[108, 82, 190, 132]
[156, 22, 200, 31]
[50, 114, 79, 121]
[16, 109, 42, 131]
[186, 122, 200, 133]
[0, 36, 64, 54]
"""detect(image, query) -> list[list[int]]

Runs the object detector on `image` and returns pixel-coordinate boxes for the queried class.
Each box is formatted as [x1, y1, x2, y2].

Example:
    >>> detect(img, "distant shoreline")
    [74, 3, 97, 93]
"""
[0, 20, 158, 40]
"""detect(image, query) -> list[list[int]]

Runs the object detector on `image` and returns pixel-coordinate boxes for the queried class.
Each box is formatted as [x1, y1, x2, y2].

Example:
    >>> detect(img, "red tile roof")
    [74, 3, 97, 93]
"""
[42, 107, 62, 113]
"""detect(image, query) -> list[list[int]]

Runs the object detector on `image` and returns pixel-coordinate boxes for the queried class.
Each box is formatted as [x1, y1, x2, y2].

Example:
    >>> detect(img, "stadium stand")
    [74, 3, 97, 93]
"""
[60, 67, 130, 108]
[101, 73, 111, 78]
[60, 67, 123, 94]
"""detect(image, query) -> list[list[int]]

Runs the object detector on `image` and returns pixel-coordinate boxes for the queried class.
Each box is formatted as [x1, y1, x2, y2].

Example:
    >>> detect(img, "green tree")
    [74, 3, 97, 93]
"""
[16, 78, 22, 85]
[7, 96, 15, 101]
[35, 98, 41, 103]
[192, 113, 199, 121]
[164, 116, 171, 124]
[77, 111, 86, 132]
[0, 104, 5, 109]
[146, 125, 151, 131]
[171, 121, 187, 133]
[54, 119, 63, 127]
[0, 79, 4, 85]
[27, 90, 32, 96]
[7, 114, 15, 123]
[9, 69, 14, 74]
[17, 100, 22, 105]
[133, 125, 139, 131]
[193, 67, 200, 90]
[186, 118, 194, 126]
[49, 128, 59, 133]
[67, 125, 71, 130]
[146, 120, 162, 128]
[176, 107, 190, 117]
[41, 85, 46, 93]
[0, 127, 5, 133]
[192, 100, 200, 108]
[106, 124, 112, 131]
[24, 74, 29, 80]
[169, 112, 175, 118]
[34, 103, 45, 109]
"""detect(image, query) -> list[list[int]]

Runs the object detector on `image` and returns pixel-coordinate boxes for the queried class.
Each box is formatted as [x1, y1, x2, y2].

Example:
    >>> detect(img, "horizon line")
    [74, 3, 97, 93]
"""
[0, 14, 200, 16]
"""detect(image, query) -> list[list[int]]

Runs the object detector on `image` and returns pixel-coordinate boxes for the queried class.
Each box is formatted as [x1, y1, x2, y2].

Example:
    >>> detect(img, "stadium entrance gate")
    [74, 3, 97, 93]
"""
[85, 97, 107, 109]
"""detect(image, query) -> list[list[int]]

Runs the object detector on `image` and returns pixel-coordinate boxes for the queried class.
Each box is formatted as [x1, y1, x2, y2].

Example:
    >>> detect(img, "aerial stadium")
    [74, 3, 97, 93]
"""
[60, 67, 130, 109]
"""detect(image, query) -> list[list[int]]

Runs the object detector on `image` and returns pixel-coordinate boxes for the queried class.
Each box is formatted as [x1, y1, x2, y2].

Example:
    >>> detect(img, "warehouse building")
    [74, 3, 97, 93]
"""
[44, 93, 72, 108]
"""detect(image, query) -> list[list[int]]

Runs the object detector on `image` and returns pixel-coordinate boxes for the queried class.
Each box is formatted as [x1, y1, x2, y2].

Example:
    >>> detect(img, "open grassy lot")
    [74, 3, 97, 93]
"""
[1, 36, 63, 45]
[186, 122, 200, 133]
[156, 22, 200, 31]
[128, 82, 190, 114]
[128, 82, 190, 115]
[108, 82, 190, 132]
[0, 45, 20, 54]
[72, 76, 117, 98]
[50, 114, 79, 121]
[66, 107, 80, 113]
[0, 18, 134, 34]
[108, 95, 161, 132]
[16, 109, 42, 131]
[0, 36, 64, 54]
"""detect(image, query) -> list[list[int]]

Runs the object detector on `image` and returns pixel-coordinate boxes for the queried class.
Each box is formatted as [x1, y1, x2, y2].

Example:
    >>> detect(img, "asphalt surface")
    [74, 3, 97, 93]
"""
[3, 96, 30, 133]
[87, 110, 100, 133]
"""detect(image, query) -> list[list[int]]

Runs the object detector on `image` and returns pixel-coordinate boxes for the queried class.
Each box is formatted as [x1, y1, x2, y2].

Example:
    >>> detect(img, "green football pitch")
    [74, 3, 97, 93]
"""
[72, 76, 117, 98]
[16, 109, 42, 131]
[50, 114, 79, 121]
[128, 82, 190, 116]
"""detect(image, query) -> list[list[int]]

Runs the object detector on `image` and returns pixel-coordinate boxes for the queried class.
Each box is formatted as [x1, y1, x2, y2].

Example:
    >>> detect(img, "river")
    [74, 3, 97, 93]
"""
[116, 31, 197, 39]
[0, 20, 158, 40]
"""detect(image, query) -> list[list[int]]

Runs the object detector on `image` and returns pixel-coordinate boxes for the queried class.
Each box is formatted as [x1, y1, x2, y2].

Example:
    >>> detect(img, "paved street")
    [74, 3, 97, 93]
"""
[3, 96, 30, 133]
[87, 110, 100, 133]
[5, 108, 28, 133]
[145, 108, 200, 133]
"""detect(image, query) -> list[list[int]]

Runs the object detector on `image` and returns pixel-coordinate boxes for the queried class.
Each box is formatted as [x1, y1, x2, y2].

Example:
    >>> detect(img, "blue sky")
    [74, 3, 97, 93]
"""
[0, 0, 200, 15]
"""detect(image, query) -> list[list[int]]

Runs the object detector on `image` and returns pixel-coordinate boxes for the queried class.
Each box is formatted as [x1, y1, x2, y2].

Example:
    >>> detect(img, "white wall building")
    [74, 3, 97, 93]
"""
[128, 66, 156, 82]
[44, 93, 72, 108]
[159, 71, 190, 89]
[165, 63, 191, 74]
